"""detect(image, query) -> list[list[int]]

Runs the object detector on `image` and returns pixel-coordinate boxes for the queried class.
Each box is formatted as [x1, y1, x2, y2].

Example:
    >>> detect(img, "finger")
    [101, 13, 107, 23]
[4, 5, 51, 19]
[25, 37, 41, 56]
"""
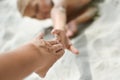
[55, 49, 65, 56]
[51, 29, 64, 41]
[36, 33, 44, 39]
[68, 45, 79, 54]
[52, 44, 64, 54]
[51, 29, 61, 35]
[45, 42, 51, 47]
[47, 40, 59, 45]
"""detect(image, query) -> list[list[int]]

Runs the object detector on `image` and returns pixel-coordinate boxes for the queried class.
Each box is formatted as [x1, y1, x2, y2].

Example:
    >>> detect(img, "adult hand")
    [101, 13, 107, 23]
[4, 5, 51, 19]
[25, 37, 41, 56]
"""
[51, 29, 79, 54]
[31, 33, 65, 77]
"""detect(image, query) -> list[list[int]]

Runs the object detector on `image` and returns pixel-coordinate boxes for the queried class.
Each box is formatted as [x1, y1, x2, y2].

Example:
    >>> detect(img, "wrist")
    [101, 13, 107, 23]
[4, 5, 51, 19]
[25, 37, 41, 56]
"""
[28, 42, 42, 61]
[30, 40, 42, 54]
[29, 42, 54, 77]
[54, 26, 67, 32]
[53, 24, 66, 31]
[55, 27, 65, 31]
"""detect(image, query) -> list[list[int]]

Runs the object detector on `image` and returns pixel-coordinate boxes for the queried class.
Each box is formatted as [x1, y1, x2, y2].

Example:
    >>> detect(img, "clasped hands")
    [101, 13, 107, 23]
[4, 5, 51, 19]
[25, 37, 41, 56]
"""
[32, 29, 79, 58]
[31, 29, 79, 77]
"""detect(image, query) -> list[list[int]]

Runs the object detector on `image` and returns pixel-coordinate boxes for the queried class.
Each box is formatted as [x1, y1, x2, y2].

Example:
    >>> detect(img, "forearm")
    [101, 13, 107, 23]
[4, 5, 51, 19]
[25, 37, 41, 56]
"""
[0, 42, 40, 80]
[51, 6, 67, 31]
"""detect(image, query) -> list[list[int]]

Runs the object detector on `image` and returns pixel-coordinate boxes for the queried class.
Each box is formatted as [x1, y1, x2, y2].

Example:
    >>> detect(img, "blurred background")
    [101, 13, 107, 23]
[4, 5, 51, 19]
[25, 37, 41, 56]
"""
[0, 0, 120, 80]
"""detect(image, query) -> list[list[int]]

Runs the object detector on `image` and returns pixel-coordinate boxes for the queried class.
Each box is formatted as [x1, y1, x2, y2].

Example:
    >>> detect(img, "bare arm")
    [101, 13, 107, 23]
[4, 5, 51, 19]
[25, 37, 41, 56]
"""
[0, 43, 41, 80]
[51, 0, 67, 30]
[51, 0, 79, 54]
[0, 33, 64, 80]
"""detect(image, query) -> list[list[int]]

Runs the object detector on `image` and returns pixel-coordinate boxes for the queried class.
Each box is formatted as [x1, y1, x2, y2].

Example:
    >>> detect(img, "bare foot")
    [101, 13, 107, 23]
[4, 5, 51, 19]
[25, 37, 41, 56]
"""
[66, 20, 78, 38]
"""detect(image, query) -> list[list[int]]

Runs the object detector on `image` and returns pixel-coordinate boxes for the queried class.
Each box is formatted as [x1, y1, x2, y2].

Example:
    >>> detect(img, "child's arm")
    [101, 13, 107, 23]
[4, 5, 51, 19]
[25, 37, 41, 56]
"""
[51, 0, 66, 30]
[51, 0, 79, 54]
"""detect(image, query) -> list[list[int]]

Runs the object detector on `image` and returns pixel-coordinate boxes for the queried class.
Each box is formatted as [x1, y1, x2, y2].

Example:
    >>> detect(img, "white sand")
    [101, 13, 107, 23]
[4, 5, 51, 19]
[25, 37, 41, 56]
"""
[0, 0, 120, 80]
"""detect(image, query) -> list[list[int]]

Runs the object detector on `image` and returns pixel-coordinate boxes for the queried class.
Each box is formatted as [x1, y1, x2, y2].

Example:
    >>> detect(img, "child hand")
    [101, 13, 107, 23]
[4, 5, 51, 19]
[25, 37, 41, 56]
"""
[51, 29, 79, 54]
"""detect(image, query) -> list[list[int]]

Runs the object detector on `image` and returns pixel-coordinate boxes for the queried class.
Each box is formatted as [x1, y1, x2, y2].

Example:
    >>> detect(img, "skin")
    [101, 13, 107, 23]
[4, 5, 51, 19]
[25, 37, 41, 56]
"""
[22, 0, 97, 54]
[66, 6, 98, 37]
[0, 33, 64, 80]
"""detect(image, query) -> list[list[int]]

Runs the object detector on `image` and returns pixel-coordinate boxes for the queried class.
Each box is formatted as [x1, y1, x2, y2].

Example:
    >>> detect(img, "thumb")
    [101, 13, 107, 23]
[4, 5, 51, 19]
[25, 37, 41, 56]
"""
[37, 33, 44, 39]
[51, 29, 61, 41]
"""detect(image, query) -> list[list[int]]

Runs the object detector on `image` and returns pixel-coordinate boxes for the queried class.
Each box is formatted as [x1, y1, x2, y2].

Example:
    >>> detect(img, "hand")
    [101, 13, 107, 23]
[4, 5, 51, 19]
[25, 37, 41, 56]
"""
[31, 33, 65, 77]
[51, 29, 79, 54]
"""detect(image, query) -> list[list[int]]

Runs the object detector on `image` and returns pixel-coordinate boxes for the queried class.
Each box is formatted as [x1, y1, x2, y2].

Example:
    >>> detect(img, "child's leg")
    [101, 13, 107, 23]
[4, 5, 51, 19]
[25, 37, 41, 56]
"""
[66, 6, 98, 38]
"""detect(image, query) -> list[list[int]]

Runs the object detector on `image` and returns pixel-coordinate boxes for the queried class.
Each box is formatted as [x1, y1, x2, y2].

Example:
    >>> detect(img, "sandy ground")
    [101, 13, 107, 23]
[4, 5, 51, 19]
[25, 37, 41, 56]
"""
[0, 0, 120, 80]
